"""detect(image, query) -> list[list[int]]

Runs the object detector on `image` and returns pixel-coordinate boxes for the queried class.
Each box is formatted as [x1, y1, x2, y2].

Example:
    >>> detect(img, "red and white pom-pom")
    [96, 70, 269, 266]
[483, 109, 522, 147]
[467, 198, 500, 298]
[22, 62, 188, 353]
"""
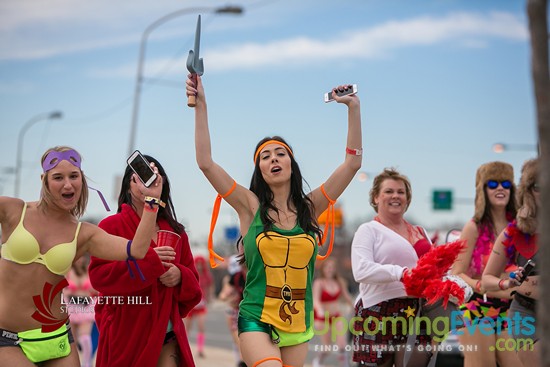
[402, 240, 466, 305]
[423, 278, 465, 308]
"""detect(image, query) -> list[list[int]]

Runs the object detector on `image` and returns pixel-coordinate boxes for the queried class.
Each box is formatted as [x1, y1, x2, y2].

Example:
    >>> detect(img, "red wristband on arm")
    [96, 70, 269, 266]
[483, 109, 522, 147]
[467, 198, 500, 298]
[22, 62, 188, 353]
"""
[346, 147, 363, 156]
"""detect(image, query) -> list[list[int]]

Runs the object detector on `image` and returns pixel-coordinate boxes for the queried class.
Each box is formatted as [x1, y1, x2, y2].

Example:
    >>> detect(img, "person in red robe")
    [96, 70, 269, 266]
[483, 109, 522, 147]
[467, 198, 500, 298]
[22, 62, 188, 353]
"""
[89, 155, 202, 367]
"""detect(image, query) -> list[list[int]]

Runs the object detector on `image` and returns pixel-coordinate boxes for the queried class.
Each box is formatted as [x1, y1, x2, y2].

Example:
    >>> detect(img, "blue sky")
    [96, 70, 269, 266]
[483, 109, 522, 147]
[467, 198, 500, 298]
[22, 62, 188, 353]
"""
[0, 0, 540, 247]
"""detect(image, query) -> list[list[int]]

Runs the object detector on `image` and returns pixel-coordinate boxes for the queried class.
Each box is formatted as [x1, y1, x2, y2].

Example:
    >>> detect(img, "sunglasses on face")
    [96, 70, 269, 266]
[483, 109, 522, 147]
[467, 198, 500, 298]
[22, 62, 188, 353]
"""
[487, 180, 512, 190]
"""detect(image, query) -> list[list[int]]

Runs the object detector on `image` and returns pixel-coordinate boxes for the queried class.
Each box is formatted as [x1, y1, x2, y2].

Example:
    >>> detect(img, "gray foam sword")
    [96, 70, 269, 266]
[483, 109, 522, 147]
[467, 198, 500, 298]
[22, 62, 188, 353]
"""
[186, 15, 203, 107]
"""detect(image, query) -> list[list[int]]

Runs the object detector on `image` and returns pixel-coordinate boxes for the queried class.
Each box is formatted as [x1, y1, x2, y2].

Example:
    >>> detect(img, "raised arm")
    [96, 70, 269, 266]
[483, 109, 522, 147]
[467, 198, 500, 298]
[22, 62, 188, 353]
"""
[83, 172, 163, 261]
[310, 85, 362, 217]
[186, 74, 257, 228]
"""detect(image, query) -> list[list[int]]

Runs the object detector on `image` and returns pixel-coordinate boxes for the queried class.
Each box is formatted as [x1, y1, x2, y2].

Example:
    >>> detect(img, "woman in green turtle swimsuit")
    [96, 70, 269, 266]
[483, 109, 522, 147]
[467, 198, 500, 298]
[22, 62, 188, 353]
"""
[186, 74, 362, 367]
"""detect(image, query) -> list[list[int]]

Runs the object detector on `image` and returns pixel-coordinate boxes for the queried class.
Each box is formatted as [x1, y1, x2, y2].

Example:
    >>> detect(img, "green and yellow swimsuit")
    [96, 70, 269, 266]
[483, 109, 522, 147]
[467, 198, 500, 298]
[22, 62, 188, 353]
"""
[238, 209, 317, 347]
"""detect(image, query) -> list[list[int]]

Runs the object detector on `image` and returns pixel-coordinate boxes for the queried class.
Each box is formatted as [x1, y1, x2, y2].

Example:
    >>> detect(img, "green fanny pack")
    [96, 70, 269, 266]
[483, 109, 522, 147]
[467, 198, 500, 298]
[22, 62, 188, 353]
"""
[17, 324, 71, 363]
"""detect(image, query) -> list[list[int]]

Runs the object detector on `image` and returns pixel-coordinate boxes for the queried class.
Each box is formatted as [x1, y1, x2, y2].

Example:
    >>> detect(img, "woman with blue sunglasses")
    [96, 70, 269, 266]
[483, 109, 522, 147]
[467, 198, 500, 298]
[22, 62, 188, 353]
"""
[483, 158, 540, 367]
[451, 161, 520, 367]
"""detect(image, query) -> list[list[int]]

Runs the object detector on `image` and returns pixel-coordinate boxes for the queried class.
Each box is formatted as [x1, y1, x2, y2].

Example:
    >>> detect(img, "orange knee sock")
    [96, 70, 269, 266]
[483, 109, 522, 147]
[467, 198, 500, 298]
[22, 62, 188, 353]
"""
[253, 356, 283, 367]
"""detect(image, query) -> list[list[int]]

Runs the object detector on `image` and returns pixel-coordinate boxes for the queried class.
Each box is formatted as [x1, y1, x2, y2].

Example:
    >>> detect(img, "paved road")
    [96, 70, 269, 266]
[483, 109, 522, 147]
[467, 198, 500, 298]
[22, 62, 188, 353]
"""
[186, 301, 464, 367]
[87, 300, 461, 366]
[186, 300, 349, 367]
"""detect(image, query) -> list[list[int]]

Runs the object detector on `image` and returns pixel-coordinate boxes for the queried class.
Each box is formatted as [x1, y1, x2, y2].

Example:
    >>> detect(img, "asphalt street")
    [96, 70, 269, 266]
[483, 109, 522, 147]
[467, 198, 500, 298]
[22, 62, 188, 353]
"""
[186, 300, 349, 367]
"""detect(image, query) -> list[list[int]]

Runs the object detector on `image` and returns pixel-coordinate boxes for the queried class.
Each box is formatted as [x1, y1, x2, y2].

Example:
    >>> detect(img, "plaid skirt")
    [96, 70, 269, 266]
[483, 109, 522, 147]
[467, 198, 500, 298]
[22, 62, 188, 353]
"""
[352, 298, 431, 365]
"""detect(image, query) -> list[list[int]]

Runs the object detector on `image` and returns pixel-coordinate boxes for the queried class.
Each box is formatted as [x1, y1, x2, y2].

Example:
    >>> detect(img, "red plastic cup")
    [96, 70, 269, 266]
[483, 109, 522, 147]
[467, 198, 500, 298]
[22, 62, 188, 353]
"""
[156, 230, 181, 253]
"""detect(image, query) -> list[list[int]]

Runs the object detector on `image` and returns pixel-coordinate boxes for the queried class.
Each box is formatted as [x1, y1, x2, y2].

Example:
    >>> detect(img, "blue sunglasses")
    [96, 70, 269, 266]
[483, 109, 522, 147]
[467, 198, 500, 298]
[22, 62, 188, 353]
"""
[487, 180, 512, 190]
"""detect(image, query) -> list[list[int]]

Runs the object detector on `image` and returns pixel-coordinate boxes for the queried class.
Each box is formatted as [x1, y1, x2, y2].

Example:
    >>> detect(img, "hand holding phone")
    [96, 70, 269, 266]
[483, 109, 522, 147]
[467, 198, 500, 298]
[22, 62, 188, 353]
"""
[324, 84, 358, 103]
[518, 260, 535, 284]
[127, 150, 158, 188]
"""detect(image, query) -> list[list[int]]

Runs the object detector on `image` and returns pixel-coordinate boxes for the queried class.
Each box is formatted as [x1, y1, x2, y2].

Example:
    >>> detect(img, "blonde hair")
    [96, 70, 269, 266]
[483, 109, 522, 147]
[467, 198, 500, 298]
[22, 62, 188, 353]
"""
[318, 258, 339, 281]
[38, 146, 88, 218]
[316, 258, 347, 288]
[369, 168, 412, 213]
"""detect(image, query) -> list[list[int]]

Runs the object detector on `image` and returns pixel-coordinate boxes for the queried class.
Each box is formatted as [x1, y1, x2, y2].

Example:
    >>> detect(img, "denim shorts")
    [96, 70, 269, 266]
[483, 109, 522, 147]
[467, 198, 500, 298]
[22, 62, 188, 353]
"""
[507, 297, 537, 342]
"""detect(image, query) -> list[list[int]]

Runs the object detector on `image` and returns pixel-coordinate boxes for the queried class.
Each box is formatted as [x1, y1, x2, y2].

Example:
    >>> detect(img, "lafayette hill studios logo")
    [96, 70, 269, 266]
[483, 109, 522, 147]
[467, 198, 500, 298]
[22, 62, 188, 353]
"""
[32, 279, 69, 332]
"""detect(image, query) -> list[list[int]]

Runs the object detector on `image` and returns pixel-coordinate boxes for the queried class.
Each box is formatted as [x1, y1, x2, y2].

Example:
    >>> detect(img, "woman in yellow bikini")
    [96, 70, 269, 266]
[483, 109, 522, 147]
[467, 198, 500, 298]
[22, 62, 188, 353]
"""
[0, 146, 162, 366]
[186, 75, 362, 367]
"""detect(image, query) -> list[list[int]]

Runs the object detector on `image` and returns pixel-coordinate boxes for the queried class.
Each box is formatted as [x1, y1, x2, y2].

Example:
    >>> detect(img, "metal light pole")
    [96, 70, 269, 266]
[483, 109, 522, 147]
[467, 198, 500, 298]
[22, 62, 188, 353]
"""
[127, 5, 243, 157]
[492, 142, 539, 153]
[14, 111, 63, 197]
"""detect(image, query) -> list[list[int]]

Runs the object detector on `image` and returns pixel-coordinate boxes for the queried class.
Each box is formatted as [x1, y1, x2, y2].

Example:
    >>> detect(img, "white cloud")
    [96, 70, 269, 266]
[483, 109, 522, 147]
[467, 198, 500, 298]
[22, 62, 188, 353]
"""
[203, 12, 527, 72]
[0, 0, 232, 60]
[96, 11, 527, 77]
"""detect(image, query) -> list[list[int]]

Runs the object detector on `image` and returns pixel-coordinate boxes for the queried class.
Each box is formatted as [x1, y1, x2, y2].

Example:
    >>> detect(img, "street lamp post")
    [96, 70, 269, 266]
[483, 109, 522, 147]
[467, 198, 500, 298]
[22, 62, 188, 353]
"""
[492, 143, 539, 154]
[127, 5, 243, 157]
[14, 111, 63, 197]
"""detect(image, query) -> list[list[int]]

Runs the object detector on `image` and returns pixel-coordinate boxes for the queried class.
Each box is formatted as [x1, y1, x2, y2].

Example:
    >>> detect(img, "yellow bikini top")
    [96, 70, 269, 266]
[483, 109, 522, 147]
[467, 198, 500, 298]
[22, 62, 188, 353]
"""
[1, 204, 80, 275]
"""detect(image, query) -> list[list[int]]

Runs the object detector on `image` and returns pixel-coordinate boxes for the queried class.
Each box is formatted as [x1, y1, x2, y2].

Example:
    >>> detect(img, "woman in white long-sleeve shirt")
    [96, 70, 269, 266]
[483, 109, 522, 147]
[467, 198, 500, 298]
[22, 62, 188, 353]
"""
[350, 168, 432, 367]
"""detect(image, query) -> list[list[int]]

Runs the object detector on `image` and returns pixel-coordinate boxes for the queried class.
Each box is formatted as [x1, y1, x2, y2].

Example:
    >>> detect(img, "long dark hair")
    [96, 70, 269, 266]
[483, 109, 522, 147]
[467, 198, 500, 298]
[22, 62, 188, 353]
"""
[118, 155, 184, 233]
[249, 136, 322, 241]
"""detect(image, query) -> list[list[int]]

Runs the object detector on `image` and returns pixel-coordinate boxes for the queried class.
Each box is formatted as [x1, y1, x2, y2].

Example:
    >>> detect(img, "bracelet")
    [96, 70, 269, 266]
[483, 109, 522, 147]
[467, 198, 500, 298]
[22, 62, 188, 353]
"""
[125, 240, 145, 281]
[346, 147, 363, 156]
[498, 279, 507, 290]
[144, 196, 166, 209]
[144, 205, 159, 213]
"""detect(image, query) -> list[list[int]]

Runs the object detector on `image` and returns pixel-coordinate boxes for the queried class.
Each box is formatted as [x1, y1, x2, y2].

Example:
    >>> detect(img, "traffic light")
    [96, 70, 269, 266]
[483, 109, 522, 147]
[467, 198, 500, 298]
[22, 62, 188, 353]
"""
[433, 190, 453, 210]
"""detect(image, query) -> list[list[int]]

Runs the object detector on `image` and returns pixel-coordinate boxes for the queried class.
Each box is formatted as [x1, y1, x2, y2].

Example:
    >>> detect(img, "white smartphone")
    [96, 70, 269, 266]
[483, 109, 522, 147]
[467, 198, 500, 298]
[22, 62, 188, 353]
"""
[127, 150, 157, 187]
[324, 84, 358, 103]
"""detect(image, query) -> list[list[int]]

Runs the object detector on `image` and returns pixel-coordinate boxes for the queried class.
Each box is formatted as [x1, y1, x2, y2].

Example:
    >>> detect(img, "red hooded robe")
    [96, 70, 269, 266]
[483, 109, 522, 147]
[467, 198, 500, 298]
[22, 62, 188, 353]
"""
[89, 204, 201, 367]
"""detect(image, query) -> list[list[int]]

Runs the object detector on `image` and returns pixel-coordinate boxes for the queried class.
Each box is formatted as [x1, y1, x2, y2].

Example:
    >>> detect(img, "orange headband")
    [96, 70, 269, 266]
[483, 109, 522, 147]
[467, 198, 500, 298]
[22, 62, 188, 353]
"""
[253, 140, 293, 164]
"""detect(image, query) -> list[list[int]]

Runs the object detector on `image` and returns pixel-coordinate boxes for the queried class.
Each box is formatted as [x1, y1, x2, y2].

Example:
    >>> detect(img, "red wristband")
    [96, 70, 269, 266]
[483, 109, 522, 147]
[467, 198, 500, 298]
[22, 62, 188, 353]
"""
[144, 205, 159, 213]
[498, 279, 507, 290]
[346, 147, 363, 156]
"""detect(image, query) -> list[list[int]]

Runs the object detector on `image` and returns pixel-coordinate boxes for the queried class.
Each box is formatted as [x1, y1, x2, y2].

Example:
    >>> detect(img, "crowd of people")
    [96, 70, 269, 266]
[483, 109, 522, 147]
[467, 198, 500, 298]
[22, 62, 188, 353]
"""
[0, 78, 541, 367]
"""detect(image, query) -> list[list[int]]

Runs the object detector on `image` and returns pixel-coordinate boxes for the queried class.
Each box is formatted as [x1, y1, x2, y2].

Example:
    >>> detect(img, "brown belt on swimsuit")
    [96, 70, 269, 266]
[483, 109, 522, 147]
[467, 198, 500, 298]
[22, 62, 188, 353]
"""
[265, 285, 306, 301]
[265, 285, 306, 324]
